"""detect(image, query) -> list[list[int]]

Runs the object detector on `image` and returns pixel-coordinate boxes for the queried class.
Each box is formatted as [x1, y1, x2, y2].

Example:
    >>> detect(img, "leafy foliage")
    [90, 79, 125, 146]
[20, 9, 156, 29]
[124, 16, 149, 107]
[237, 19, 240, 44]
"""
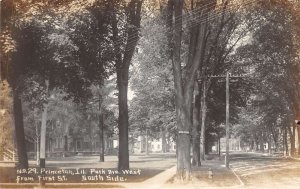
[129, 13, 176, 140]
[0, 81, 14, 157]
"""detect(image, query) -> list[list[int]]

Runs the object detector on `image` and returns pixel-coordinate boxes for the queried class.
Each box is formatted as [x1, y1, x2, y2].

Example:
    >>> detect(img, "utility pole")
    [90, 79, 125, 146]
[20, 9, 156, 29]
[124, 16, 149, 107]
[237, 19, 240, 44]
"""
[226, 72, 230, 168]
[208, 72, 247, 168]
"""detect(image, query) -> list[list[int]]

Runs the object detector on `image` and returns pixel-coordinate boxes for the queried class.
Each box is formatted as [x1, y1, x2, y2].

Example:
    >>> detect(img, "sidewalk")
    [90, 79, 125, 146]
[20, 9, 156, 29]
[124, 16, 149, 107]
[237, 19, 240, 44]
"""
[163, 155, 243, 189]
[122, 166, 177, 189]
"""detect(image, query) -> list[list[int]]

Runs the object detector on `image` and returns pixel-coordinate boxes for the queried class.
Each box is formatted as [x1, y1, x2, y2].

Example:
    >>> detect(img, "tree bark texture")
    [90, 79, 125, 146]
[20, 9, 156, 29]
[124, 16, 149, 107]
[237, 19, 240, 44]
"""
[11, 37, 28, 168]
[190, 0, 218, 166]
[189, 1, 201, 168]
[193, 5, 209, 162]
[117, 69, 130, 169]
[169, 0, 212, 180]
[171, 0, 191, 181]
[12, 93, 28, 168]
[112, 0, 142, 171]
[200, 80, 207, 161]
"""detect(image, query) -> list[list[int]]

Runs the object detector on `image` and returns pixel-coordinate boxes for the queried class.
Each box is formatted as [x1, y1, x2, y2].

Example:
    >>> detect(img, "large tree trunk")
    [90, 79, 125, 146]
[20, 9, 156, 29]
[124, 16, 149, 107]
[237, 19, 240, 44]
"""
[200, 81, 207, 161]
[189, 0, 201, 165]
[12, 93, 28, 168]
[117, 69, 129, 170]
[176, 123, 191, 181]
[195, 8, 209, 161]
[112, 0, 142, 171]
[171, 0, 191, 181]
[3, 0, 28, 169]
[170, 0, 212, 181]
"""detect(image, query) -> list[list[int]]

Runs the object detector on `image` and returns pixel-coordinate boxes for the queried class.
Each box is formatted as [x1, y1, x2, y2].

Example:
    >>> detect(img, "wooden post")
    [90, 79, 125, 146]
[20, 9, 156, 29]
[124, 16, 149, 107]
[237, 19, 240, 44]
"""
[207, 73, 247, 167]
[225, 72, 230, 168]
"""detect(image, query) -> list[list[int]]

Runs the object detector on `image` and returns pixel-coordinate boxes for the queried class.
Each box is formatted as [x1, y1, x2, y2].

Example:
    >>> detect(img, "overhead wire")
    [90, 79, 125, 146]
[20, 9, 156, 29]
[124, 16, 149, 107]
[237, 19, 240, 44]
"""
[113, 0, 259, 54]
[112, 1, 228, 51]
[111, 0, 219, 52]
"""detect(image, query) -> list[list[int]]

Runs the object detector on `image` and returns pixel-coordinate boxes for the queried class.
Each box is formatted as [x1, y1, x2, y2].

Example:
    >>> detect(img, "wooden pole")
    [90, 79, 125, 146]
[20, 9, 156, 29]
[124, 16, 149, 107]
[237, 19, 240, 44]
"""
[225, 72, 230, 168]
[207, 73, 247, 168]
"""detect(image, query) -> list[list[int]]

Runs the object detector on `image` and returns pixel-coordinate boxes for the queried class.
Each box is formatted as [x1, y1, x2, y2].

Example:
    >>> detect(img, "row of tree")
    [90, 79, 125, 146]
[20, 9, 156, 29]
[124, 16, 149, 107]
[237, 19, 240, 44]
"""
[0, 0, 142, 171]
[1, 0, 300, 183]
[129, 0, 300, 181]
[233, 0, 300, 155]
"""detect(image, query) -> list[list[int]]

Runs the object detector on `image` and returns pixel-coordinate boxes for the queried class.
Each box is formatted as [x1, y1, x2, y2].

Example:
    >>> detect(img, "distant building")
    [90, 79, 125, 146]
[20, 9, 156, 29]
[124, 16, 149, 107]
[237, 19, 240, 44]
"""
[130, 135, 176, 154]
[219, 138, 241, 152]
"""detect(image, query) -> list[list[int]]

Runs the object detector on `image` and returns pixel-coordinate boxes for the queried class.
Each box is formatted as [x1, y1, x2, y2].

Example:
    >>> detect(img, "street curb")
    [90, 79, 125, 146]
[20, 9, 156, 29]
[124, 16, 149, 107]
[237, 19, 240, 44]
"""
[229, 167, 245, 187]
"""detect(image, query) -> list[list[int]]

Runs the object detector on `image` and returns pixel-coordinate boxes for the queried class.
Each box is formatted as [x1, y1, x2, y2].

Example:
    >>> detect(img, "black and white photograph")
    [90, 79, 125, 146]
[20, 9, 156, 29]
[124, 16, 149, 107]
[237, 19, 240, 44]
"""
[0, 0, 300, 188]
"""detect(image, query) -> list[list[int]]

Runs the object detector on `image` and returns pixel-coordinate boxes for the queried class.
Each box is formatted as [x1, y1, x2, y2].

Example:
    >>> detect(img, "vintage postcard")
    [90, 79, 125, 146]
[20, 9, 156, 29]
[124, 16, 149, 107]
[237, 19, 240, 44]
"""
[0, 0, 300, 188]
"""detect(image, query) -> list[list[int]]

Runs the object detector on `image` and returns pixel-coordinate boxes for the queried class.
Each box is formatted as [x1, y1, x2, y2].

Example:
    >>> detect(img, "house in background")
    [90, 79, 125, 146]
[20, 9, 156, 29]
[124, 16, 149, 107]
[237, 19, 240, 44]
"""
[130, 135, 176, 154]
